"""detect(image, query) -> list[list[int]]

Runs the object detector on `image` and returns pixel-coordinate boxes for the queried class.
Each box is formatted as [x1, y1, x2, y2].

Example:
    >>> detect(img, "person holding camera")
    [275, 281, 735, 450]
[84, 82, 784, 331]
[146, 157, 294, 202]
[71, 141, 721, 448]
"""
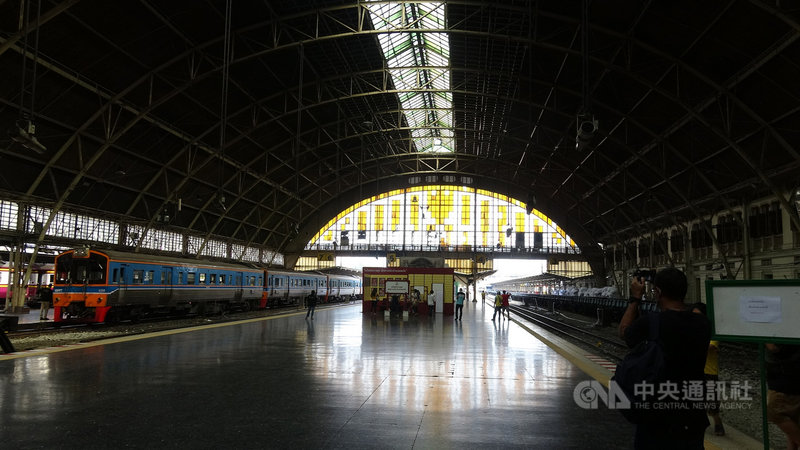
[618, 267, 711, 450]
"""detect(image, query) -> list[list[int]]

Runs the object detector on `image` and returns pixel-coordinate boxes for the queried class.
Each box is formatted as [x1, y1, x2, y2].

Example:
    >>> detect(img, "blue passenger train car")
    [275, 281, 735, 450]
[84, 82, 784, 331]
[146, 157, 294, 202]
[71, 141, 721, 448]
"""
[53, 248, 263, 323]
[264, 269, 362, 307]
[52, 248, 363, 324]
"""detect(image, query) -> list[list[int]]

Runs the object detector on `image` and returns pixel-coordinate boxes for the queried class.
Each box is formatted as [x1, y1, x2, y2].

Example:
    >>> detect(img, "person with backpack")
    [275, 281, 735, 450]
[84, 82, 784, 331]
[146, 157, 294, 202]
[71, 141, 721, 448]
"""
[454, 288, 466, 320]
[491, 291, 503, 321]
[617, 267, 711, 450]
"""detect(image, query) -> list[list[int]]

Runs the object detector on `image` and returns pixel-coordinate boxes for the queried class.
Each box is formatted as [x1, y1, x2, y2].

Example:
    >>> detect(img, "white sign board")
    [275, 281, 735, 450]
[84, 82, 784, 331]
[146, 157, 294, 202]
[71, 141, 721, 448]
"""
[738, 296, 782, 323]
[708, 281, 800, 342]
[385, 281, 409, 294]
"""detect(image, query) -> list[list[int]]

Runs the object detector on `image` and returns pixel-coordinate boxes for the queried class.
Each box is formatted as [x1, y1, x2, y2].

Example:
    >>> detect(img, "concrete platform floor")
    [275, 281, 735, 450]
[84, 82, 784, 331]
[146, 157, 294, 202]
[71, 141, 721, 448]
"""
[1, 301, 635, 449]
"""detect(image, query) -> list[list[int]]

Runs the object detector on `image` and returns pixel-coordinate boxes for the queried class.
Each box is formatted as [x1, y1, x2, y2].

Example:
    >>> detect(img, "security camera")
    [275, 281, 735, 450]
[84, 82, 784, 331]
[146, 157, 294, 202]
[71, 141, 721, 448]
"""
[575, 115, 598, 150]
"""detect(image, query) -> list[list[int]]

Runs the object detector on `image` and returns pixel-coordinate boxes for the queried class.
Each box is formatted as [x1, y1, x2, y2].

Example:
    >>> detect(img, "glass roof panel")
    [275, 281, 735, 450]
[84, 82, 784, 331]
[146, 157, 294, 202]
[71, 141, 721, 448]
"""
[366, 1, 453, 153]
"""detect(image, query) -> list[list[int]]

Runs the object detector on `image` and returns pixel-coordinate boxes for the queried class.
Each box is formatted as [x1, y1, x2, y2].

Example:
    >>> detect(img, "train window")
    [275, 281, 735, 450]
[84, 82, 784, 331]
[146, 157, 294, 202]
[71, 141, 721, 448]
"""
[133, 270, 143, 284]
[178, 272, 183, 284]
[120, 268, 126, 283]
[187, 272, 196, 285]
[163, 271, 171, 284]
[210, 274, 217, 284]
[112, 268, 119, 283]
[199, 273, 207, 284]
[144, 271, 154, 284]
[219, 274, 226, 284]
[249, 276, 256, 286]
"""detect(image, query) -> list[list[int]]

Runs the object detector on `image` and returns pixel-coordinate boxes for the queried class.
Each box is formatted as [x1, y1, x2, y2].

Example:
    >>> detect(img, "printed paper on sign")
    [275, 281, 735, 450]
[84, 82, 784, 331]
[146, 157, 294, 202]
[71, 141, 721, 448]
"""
[739, 296, 781, 323]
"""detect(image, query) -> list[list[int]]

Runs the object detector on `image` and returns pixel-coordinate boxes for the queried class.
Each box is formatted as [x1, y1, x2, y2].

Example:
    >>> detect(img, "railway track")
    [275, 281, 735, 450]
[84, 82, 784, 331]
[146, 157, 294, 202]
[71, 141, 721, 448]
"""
[6, 301, 354, 343]
[509, 303, 628, 362]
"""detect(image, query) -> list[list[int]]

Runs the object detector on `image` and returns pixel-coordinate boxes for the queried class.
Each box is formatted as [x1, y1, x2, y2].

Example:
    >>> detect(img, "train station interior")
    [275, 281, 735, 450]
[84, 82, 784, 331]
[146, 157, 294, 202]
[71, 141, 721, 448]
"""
[2, 1, 800, 448]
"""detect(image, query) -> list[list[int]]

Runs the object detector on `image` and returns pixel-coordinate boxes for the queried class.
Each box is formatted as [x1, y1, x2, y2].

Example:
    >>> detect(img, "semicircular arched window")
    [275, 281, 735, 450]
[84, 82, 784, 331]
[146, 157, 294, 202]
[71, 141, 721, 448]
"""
[307, 186, 578, 255]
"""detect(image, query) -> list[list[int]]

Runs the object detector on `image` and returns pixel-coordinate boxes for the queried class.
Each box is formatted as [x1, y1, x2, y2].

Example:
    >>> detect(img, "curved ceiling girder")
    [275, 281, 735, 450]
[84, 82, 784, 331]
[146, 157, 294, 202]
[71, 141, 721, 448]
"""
[1, 0, 798, 272]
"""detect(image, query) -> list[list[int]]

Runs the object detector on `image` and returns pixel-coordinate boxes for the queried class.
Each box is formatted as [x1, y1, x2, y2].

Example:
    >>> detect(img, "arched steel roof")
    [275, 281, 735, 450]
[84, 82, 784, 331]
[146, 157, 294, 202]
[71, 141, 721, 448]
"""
[1, 1, 799, 271]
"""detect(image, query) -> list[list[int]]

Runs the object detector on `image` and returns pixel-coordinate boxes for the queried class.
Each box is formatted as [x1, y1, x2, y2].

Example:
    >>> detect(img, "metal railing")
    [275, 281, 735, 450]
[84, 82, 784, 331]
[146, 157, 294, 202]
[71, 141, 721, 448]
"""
[304, 243, 581, 256]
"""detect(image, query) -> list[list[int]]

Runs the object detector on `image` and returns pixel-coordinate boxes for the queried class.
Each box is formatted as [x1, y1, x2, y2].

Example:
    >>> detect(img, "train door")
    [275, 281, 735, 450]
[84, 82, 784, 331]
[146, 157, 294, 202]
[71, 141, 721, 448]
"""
[234, 272, 243, 301]
[116, 264, 128, 302]
[159, 267, 172, 305]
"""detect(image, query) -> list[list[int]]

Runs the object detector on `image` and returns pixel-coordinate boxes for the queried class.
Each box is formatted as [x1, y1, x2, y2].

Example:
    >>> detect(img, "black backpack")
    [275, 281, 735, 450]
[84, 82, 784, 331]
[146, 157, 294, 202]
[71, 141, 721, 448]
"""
[611, 313, 667, 423]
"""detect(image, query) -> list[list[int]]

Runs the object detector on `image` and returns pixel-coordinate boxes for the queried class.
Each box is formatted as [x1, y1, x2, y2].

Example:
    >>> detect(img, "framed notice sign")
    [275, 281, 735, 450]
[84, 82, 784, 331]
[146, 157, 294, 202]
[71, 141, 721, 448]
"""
[706, 279, 800, 344]
[385, 280, 409, 294]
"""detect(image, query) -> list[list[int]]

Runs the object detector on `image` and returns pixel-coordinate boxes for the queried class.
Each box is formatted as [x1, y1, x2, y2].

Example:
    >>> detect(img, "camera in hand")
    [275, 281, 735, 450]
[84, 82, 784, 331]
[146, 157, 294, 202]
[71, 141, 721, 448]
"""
[633, 269, 656, 282]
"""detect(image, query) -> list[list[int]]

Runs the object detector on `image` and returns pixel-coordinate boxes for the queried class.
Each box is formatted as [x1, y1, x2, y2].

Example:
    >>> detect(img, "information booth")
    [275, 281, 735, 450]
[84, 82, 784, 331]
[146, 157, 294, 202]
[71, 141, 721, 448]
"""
[362, 267, 455, 316]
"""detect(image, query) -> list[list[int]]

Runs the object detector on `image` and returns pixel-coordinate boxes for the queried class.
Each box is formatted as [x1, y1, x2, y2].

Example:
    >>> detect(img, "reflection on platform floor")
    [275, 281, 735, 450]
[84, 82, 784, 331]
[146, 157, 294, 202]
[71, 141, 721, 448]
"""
[1, 301, 632, 448]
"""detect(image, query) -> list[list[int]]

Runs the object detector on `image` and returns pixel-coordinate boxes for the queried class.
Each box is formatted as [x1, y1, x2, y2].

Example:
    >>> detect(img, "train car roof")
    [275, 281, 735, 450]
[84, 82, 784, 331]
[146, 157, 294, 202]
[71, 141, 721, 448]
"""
[266, 268, 324, 277]
[59, 248, 263, 272]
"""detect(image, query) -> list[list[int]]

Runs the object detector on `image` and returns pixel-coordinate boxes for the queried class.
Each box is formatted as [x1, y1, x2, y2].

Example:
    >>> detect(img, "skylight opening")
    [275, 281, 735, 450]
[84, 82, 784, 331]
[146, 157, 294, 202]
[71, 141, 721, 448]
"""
[366, 1, 453, 153]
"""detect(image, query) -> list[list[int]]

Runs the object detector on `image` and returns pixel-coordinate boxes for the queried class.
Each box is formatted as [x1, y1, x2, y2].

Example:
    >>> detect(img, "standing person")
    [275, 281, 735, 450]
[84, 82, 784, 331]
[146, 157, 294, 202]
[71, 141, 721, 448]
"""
[692, 303, 725, 436]
[38, 284, 53, 321]
[501, 290, 511, 319]
[618, 267, 711, 450]
[480, 290, 486, 303]
[411, 289, 421, 316]
[765, 343, 800, 450]
[305, 290, 317, 319]
[427, 288, 436, 317]
[492, 291, 503, 321]
[455, 288, 466, 320]
[370, 287, 379, 316]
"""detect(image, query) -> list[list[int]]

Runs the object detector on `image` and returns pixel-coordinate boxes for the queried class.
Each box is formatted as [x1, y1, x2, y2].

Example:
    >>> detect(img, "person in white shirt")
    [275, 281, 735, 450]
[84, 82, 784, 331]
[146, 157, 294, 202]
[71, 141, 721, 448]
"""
[427, 289, 436, 317]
